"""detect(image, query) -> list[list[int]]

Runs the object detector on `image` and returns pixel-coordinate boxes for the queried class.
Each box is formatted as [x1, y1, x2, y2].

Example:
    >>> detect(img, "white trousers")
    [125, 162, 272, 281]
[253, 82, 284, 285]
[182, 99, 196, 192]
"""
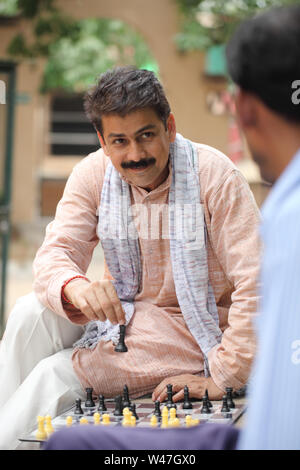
[0, 292, 85, 450]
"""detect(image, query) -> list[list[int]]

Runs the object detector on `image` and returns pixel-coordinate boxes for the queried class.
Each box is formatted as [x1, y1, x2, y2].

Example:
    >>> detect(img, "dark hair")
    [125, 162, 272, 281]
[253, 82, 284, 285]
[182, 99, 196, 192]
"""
[226, 5, 300, 123]
[84, 66, 171, 136]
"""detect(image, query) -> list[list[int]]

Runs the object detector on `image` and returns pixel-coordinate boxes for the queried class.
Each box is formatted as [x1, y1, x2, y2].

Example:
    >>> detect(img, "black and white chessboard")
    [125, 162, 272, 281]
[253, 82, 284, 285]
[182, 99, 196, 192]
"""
[19, 395, 246, 444]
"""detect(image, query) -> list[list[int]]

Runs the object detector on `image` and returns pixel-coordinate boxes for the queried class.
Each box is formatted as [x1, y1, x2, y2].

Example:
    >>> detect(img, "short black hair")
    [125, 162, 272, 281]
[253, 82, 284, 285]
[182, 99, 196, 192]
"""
[84, 66, 171, 136]
[226, 5, 300, 123]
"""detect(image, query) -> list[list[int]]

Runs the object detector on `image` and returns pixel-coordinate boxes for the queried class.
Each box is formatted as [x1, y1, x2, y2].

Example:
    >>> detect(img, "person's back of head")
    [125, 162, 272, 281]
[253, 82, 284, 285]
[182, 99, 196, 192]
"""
[226, 5, 300, 182]
[226, 5, 300, 124]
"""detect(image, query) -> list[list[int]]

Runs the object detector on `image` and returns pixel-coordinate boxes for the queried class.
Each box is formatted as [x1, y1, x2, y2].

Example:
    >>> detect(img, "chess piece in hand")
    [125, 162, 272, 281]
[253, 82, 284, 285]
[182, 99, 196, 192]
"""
[63, 278, 126, 325]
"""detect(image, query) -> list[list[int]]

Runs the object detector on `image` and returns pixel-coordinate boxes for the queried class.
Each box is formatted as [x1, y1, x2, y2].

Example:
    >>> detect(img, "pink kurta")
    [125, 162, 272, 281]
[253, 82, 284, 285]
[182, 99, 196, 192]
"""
[33, 143, 261, 397]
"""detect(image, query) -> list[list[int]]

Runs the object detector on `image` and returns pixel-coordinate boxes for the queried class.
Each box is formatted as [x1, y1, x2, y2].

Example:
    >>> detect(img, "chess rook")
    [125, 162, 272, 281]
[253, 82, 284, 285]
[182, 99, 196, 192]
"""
[85, 387, 95, 407]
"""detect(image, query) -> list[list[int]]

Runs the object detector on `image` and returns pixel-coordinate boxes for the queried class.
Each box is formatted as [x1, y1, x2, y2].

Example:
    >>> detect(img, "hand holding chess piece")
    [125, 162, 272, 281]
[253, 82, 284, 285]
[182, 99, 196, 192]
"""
[63, 278, 126, 325]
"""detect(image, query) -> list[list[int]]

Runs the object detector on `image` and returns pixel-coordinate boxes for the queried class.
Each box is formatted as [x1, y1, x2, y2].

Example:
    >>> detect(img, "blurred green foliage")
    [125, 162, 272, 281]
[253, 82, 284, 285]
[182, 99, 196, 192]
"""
[3, 0, 158, 93]
[0, 0, 19, 16]
[175, 0, 300, 51]
[40, 19, 158, 93]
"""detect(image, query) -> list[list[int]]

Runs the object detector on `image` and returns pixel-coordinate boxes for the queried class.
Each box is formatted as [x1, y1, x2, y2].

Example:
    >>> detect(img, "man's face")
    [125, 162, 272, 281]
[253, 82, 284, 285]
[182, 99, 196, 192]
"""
[98, 108, 176, 191]
[234, 89, 276, 184]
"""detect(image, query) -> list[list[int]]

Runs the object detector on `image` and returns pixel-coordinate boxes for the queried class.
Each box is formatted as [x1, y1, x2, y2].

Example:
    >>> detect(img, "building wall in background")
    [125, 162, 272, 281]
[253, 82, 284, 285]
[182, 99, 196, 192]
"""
[0, 0, 263, 230]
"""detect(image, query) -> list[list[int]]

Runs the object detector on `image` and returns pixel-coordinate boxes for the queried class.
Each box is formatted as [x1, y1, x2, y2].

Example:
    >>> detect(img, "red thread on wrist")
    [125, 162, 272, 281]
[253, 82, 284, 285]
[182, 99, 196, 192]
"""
[61, 275, 89, 307]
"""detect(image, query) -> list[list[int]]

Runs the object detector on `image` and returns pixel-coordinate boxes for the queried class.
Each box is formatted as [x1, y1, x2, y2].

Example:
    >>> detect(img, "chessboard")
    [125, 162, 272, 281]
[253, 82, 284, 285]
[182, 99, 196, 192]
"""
[19, 386, 246, 445]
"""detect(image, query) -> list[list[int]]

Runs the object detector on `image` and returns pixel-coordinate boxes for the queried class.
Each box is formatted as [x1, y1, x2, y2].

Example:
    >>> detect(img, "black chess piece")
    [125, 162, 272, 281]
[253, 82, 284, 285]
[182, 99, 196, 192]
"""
[85, 387, 95, 407]
[114, 325, 128, 352]
[226, 387, 235, 409]
[182, 385, 193, 410]
[154, 401, 162, 420]
[74, 398, 84, 415]
[97, 394, 107, 412]
[205, 389, 213, 408]
[114, 395, 124, 416]
[166, 384, 177, 409]
[200, 396, 211, 414]
[123, 384, 131, 408]
[221, 395, 230, 413]
[130, 403, 139, 420]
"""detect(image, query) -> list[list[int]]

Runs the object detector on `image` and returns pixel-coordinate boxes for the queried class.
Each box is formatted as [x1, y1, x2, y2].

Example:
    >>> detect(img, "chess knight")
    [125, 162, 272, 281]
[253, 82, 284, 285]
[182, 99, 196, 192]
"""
[0, 66, 261, 449]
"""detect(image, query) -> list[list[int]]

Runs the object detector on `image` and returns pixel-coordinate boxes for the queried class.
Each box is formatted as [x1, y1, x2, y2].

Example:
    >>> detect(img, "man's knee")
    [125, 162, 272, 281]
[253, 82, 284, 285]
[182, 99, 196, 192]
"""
[32, 350, 83, 397]
[5, 292, 55, 335]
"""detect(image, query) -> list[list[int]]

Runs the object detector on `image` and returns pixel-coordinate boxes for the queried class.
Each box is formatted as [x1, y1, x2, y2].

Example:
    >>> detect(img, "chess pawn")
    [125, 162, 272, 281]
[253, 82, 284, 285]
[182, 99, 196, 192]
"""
[122, 410, 132, 427]
[45, 415, 54, 437]
[93, 412, 101, 425]
[200, 396, 211, 414]
[66, 416, 73, 427]
[102, 414, 110, 426]
[226, 387, 235, 409]
[80, 417, 89, 425]
[154, 401, 162, 420]
[170, 417, 180, 428]
[161, 406, 169, 428]
[185, 415, 193, 428]
[36, 416, 47, 440]
[221, 395, 230, 413]
[161, 415, 168, 428]
[74, 398, 84, 415]
[169, 407, 177, 425]
[98, 395, 107, 412]
[150, 415, 158, 427]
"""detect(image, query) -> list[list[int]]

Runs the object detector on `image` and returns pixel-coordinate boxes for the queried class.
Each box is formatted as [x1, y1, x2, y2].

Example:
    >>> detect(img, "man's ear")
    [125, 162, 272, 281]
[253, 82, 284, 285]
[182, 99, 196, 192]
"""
[235, 88, 258, 130]
[166, 113, 176, 142]
[97, 130, 109, 155]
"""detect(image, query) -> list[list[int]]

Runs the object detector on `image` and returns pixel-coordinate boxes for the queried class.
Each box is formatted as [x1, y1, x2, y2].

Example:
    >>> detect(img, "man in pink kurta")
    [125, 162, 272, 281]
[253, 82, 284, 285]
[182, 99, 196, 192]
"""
[32, 67, 261, 402]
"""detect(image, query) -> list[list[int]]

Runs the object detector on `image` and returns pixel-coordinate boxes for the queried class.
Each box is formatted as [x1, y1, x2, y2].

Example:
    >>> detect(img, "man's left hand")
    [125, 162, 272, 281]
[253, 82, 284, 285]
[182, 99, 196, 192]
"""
[152, 375, 224, 403]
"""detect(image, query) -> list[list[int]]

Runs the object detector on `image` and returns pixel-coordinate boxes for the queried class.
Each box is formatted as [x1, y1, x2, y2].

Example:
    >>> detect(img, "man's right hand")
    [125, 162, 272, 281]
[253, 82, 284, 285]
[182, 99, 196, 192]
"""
[63, 278, 126, 325]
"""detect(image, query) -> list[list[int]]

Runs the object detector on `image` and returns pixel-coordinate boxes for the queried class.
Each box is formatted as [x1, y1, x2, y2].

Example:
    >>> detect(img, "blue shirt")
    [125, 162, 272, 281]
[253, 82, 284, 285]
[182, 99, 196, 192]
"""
[238, 149, 300, 450]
